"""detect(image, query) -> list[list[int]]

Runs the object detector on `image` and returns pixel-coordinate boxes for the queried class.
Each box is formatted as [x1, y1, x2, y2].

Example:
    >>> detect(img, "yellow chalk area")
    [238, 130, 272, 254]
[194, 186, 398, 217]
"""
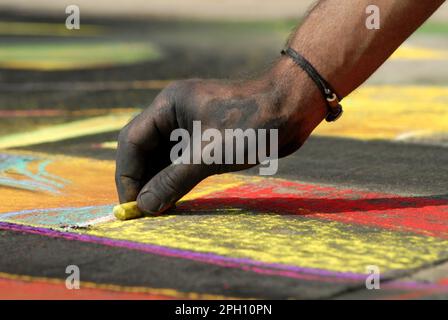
[78, 85, 448, 147]
[0, 22, 105, 37]
[391, 45, 448, 60]
[0, 42, 160, 71]
[314, 85, 448, 140]
[85, 211, 448, 274]
[99, 141, 119, 149]
[0, 112, 137, 149]
[0, 272, 235, 300]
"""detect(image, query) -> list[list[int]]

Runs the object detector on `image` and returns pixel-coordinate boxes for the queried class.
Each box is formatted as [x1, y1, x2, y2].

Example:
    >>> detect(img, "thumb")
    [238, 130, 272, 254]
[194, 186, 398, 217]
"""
[137, 163, 212, 214]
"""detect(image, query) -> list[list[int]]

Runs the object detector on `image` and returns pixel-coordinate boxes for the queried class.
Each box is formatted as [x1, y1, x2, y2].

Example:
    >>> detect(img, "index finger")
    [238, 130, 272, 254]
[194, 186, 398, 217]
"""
[115, 115, 153, 203]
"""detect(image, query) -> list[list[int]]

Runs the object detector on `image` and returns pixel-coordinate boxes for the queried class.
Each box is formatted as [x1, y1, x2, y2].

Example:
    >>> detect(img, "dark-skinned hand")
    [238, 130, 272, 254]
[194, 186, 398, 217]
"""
[115, 62, 327, 214]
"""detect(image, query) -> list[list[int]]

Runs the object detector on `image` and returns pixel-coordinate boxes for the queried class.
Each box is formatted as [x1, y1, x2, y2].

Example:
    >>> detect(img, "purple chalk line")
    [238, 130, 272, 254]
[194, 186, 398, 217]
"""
[1, 221, 447, 291]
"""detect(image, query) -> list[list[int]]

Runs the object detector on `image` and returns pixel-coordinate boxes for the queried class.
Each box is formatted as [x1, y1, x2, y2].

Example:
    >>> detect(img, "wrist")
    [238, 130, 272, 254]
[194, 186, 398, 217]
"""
[267, 57, 329, 127]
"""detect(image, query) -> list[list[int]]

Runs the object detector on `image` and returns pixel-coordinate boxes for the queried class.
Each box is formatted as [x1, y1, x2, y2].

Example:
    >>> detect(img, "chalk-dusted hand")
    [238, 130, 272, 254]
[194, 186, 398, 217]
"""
[115, 70, 327, 214]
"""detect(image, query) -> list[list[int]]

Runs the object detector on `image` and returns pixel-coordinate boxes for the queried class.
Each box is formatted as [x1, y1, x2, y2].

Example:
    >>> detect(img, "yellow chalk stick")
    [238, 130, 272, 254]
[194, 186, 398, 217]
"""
[113, 201, 143, 221]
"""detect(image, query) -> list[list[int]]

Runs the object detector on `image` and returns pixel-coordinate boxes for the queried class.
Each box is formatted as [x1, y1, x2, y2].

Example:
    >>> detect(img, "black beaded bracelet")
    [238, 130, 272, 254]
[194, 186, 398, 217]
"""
[281, 47, 343, 122]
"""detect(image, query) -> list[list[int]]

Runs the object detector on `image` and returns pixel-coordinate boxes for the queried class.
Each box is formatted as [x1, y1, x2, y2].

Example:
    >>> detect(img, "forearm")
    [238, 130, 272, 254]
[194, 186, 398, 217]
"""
[289, 0, 444, 97]
[266, 0, 445, 139]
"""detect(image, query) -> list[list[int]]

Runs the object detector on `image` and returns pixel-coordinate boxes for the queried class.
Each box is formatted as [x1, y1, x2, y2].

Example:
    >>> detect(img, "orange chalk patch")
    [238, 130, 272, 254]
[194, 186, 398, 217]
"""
[0, 273, 230, 300]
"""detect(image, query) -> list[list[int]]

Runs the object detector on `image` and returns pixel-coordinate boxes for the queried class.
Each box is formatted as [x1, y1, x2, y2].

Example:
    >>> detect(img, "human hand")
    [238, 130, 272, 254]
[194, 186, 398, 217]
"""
[115, 62, 327, 214]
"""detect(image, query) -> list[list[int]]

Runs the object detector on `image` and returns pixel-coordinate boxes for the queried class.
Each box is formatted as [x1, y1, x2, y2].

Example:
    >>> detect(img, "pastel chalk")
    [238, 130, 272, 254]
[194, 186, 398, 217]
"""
[113, 201, 143, 221]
